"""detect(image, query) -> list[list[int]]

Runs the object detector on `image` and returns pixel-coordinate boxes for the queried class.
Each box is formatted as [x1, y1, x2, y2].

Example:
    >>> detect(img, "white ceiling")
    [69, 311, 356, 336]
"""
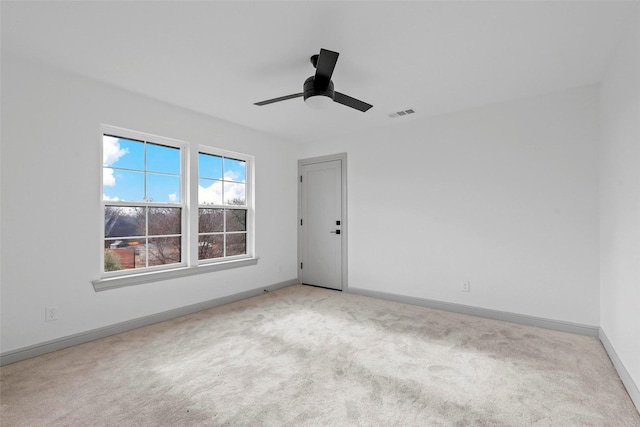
[2, 1, 637, 143]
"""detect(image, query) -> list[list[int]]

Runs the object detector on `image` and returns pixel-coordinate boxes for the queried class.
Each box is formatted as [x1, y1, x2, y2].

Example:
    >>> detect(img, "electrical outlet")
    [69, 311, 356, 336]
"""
[462, 281, 471, 292]
[45, 306, 59, 322]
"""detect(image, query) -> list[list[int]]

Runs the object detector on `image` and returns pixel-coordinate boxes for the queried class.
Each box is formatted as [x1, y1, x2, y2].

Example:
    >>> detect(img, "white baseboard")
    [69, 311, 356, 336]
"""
[0, 279, 298, 366]
[599, 328, 640, 412]
[345, 287, 600, 337]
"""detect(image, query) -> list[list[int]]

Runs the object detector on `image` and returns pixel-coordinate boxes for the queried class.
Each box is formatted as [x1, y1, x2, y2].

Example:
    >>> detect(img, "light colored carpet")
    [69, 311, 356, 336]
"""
[1, 284, 639, 426]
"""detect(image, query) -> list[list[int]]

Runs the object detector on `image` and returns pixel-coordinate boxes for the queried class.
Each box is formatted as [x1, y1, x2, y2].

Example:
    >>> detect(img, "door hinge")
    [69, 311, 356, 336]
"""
[300, 175, 303, 183]
[300, 219, 303, 226]
[300, 262, 303, 269]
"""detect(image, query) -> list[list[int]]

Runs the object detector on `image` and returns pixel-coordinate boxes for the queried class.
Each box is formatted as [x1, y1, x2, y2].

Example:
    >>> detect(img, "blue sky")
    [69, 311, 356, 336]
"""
[103, 136, 246, 204]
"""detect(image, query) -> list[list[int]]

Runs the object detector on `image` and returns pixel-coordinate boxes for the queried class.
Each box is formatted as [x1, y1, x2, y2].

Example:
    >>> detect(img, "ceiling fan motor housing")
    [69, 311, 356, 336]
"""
[303, 76, 335, 101]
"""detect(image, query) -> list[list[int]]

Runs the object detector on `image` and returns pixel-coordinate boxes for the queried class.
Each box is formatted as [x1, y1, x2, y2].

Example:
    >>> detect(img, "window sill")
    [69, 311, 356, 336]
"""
[92, 257, 259, 292]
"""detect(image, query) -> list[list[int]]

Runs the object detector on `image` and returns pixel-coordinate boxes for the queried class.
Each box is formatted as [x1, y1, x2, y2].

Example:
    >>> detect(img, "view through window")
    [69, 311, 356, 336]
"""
[101, 128, 252, 277]
[198, 153, 248, 260]
[103, 135, 183, 272]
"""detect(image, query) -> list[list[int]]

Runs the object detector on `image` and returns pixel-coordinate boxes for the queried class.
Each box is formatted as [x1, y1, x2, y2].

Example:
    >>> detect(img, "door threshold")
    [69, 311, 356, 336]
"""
[301, 283, 343, 292]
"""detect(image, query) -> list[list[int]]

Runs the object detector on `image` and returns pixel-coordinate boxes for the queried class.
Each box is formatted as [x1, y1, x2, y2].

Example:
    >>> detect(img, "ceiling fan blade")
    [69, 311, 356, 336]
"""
[315, 49, 339, 88]
[334, 92, 373, 112]
[254, 93, 303, 106]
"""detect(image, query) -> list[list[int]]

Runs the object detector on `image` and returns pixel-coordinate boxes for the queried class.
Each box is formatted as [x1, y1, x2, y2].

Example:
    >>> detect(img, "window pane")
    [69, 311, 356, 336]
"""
[148, 237, 181, 266]
[149, 207, 181, 236]
[199, 153, 223, 180]
[199, 179, 222, 205]
[226, 233, 246, 256]
[198, 234, 223, 260]
[147, 173, 181, 203]
[104, 207, 144, 238]
[147, 143, 180, 174]
[103, 169, 145, 202]
[103, 136, 144, 170]
[225, 209, 246, 232]
[104, 238, 145, 271]
[223, 182, 245, 205]
[199, 208, 224, 233]
[223, 158, 246, 182]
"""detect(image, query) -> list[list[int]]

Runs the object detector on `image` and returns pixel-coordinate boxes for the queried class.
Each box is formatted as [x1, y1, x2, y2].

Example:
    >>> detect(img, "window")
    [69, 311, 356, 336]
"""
[103, 135, 183, 272]
[198, 152, 248, 260]
[98, 125, 254, 287]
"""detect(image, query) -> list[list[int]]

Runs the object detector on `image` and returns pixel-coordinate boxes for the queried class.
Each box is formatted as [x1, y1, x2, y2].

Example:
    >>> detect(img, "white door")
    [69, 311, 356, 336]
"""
[300, 159, 343, 290]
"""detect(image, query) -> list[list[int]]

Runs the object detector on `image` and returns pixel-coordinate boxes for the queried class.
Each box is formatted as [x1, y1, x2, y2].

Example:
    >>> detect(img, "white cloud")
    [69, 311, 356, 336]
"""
[168, 193, 178, 203]
[224, 170, 239, 181]
[103, 135, 128, 166]
[103, 136, 128, 192]
[103, 193, 120, 202]
[198, 180, 245, 205]
[224, 181, 246, 204]
[223, 168, 246, 183]
[199, 181, 223, 205]
[103, 167, 116, 187]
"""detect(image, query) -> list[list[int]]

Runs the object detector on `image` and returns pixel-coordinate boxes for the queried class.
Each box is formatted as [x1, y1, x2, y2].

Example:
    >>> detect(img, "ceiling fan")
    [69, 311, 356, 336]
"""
[254, 48, 373, 112]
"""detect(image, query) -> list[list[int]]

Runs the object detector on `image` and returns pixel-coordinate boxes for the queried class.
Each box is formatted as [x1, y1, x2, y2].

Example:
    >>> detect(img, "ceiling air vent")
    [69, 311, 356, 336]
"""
[388, 109, 415, 118]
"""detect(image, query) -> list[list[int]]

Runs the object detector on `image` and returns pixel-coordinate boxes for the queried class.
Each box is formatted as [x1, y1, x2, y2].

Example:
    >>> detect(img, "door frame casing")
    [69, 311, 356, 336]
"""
[298, 153, 348, 291]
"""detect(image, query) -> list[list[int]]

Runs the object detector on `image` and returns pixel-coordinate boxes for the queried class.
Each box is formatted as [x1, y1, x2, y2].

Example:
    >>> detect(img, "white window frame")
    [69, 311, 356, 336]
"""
[196, 145, 254, 265]
[93, 125, 257, 292]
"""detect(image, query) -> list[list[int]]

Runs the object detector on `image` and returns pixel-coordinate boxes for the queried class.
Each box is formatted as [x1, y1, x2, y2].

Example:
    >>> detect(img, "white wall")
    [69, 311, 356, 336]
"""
[599, 9, 640, 398]
[299, 86, 600, 325]
[0, 54, 299, 353]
